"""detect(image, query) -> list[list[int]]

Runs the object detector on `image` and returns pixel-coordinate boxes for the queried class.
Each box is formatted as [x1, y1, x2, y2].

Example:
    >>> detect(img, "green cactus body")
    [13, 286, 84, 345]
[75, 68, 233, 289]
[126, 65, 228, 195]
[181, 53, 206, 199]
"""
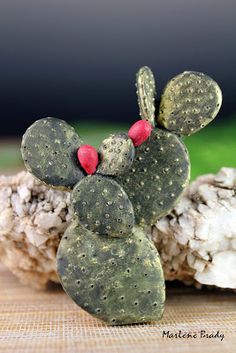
[21, 117, 85, 189]
[118, 128, 190, 226]
[57, 221, 165, 325]
[21, 66, 222, 326]
[158, 71, 222, 136]
[97, 133, 135, 176]
[72, 175, 134, 237]
[136, 66, 156, 127]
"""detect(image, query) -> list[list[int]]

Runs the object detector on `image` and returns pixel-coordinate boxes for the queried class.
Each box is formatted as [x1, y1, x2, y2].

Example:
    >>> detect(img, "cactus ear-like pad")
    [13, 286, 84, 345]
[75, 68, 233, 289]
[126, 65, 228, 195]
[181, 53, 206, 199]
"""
[158, 71, 222, 136]
[72, 175, 135, 237]
[136, 66, 156, 127]
[97, 133, 135, 176]
[57, 221, 165, 325]
[118, 129, 190, 226]
[21, 117, 85, 189]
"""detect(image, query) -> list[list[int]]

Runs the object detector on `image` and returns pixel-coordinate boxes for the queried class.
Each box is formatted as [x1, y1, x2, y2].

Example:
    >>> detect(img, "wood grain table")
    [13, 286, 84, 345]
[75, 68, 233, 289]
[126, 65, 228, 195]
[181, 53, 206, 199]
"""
[0, 265, 235, 353]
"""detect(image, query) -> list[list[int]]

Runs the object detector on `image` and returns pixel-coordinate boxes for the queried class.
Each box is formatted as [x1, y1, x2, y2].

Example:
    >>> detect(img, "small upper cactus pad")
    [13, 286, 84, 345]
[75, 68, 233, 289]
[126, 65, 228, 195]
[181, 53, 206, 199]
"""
[158, 71, 222, 135]
[57, 221, 165, 325]
[136, 66, 156, 127]
[21, 117, 85, 188]
[97, 133, 135, 176]
[72, 175, 135, 237]
[118, 129, 190, 226]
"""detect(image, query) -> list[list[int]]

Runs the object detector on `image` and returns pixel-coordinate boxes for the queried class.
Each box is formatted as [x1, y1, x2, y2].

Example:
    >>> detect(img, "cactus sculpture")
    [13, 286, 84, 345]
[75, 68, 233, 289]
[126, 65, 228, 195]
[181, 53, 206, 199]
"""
[21, 66, 222, 325]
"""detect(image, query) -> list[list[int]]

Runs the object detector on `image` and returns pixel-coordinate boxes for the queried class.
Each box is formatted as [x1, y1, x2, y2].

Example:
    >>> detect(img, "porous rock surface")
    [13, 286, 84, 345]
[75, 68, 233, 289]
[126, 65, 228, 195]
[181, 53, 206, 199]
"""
[0, 171, 72, 289]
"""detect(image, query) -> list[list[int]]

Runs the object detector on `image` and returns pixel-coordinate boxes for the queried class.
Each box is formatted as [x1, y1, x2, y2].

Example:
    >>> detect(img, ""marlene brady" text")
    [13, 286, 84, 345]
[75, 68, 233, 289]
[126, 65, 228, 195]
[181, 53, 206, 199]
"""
[162, 330, 224, 341]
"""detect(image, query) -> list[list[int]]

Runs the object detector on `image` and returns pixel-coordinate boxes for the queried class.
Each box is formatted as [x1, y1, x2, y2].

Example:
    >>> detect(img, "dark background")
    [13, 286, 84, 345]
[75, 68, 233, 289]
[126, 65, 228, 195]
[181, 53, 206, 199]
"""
[0, 0, 236, 136]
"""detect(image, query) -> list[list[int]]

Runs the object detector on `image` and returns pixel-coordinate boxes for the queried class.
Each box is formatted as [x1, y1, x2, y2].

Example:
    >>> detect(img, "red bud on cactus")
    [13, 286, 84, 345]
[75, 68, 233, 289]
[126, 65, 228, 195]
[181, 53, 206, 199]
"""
[128, 120, 153, 147]
[77, 145, 99, 175]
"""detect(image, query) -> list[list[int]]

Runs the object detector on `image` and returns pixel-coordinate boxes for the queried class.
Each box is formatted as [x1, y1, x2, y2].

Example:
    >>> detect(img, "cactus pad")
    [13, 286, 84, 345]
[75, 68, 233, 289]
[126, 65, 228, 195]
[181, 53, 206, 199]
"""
[72, 175, 135, 237]
[118, 129, 190, 226]
[158, 71, 222, 136]
[97, 133, 135, 176]
[21, 117, 85, 188]
[136, 66, 156, 127]
[57, 221, 165, 325]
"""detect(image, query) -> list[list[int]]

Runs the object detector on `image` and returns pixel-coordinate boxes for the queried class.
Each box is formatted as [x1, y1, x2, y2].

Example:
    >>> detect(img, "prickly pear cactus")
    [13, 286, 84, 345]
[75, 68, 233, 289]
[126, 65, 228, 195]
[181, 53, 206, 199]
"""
[21, 65, 222, 325]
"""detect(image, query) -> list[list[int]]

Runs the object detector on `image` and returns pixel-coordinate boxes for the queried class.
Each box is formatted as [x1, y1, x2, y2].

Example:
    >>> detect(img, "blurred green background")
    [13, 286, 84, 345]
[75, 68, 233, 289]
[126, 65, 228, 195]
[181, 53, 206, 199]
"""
[0, 118, 235, 179]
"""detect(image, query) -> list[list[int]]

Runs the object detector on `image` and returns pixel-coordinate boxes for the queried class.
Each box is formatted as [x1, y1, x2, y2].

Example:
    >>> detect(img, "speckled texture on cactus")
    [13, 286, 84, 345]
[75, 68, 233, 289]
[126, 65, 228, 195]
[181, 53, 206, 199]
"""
[21, 117, 85, 188]
[118, 128, 190, 226]
[72, 175, 135, 237]
[97, 133, 135, 176]
[57, 221, 165, 325]
[158, 71, 222, 136]
[136, 66, 156, 127]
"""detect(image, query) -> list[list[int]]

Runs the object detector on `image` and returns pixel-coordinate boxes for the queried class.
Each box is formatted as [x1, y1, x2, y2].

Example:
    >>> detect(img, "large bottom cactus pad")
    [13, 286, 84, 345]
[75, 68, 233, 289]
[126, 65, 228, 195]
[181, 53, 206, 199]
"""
[118, 129, 190, 226]
[57, 222, 165, 325]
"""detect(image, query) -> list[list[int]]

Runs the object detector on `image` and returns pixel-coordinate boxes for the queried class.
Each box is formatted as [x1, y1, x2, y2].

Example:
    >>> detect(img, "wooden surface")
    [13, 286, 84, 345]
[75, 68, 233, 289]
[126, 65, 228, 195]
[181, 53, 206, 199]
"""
[0, 265, 236, 353]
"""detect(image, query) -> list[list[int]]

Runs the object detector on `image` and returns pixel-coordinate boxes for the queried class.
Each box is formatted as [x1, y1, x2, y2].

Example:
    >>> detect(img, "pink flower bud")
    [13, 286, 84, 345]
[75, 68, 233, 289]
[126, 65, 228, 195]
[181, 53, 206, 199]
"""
[128, 120, 153, 147]
[77, 145, 98, 175]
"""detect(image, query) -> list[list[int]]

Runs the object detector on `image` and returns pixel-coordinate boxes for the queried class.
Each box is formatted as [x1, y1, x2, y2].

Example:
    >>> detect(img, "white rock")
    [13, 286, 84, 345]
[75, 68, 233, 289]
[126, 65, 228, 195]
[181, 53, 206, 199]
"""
[195, 251, 236, 288]
[0, 171, 72, 289]
[17, 185, 31, 202]
[34, 211, 62, 229]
